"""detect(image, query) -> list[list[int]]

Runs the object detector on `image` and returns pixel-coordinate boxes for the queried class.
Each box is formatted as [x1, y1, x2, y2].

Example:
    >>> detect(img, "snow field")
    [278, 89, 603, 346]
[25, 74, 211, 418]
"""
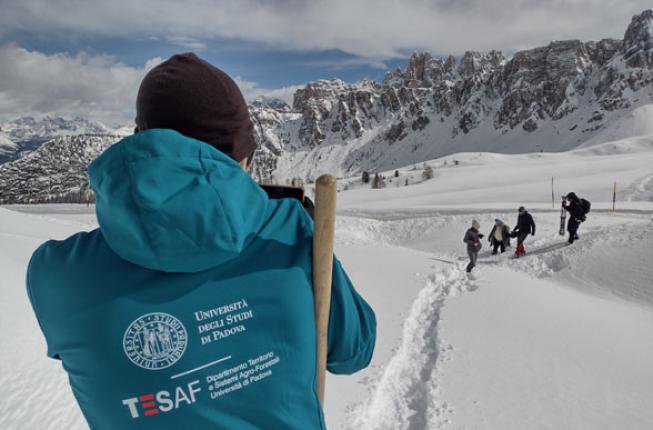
[2, 133, 653, 429]
[337, 134, 653, 209]
[438, 267, 653, 430]
[331, 209, 653, 429]
[0, 208, 88, 430]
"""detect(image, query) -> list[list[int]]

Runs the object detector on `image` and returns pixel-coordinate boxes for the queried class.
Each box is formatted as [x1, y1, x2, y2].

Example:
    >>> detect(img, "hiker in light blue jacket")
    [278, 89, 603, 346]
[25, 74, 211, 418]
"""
[26, 53, 376, 430]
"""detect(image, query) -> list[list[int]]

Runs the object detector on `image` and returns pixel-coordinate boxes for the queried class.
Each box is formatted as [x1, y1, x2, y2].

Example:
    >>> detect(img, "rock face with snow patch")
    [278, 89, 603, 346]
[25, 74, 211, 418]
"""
[623, 9, 653, 68]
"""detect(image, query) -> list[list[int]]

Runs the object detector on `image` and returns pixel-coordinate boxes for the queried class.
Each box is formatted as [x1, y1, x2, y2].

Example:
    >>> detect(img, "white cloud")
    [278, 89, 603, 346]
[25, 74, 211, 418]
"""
[166, 36, 208, 51]
[1, 1, 648, 124]
[0, 45, 302, 124]
[301, 57, 390, 71]
[0, 45, 163, 125]
[234, 77, 303, 106]
[0, 1, 650, 58]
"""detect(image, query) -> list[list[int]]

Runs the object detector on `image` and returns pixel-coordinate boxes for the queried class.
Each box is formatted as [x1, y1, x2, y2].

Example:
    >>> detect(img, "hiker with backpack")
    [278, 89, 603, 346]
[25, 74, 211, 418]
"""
[511, 206, 536, 257]
[488, 218, 511, 254]
[25, 53, 376, 430]
[464, 219, 484, 273]
[563, 192, 590, 244]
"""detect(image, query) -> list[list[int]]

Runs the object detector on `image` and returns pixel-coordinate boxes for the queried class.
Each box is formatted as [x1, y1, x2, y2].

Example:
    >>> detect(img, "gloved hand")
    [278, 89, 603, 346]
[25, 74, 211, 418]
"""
[478, 233, 484, 239]
[302, 196, 315, 219]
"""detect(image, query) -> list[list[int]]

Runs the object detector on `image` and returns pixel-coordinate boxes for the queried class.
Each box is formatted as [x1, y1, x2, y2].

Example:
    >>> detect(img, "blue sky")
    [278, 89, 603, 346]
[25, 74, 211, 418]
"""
[0, 0, 649, 125]
[7, 30, 408, 89]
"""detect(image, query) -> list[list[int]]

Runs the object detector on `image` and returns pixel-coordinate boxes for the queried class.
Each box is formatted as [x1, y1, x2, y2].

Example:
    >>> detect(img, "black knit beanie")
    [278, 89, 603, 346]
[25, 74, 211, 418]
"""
[135, 53, 256, 162]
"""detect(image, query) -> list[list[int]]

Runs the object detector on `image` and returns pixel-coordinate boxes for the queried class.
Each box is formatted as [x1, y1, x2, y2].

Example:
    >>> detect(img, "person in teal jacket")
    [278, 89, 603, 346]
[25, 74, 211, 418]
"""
[26, 53, 376, 430]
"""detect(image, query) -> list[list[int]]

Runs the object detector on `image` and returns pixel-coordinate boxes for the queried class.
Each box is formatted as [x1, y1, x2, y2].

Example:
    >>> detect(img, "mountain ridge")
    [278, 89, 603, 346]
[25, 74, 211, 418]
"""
[248, 9, 653, 181]
[0, 9, 652, 203]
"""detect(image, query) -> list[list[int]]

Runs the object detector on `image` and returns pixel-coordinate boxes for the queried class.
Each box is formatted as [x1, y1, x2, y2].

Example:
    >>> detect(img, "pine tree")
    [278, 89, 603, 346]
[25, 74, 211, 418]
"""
[371, 173, 386, 189]
[361, 171, 370, 184]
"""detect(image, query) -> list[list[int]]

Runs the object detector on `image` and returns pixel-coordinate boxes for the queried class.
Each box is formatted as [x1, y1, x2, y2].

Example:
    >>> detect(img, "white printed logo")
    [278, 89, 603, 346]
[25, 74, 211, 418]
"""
[121, 380, 202, 418]
[123, 313, 187, 370]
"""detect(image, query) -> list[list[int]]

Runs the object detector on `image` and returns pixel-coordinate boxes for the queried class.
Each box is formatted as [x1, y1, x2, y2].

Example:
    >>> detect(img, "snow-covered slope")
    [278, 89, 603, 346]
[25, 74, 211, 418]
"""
[335, 134, 653, 212]
[2, 134, 652, 429]
[249, 9, 653, 181]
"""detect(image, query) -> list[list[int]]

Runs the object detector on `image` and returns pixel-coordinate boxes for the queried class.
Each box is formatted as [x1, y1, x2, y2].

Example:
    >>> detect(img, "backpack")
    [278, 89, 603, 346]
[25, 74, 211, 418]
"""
[580, 198, 591, 215]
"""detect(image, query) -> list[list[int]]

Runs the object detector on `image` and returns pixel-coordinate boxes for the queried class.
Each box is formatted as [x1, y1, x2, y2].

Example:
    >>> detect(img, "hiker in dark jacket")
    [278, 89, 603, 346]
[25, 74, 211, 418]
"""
[464, 219, 483, 273]
[488, 218, 510, 254]
[563, 192, 586, 244]
[512, 206, 535, 257]
[26, 53, 376, 430]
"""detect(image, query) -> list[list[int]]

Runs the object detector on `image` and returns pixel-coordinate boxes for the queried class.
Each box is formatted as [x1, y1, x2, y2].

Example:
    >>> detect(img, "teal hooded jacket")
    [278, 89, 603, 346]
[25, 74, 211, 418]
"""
[26, 129, 376, 429]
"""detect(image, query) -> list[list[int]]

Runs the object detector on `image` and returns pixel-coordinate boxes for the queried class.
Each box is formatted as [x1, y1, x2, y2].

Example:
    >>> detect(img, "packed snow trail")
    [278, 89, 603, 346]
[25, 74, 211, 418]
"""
[352, 266, 476, 430]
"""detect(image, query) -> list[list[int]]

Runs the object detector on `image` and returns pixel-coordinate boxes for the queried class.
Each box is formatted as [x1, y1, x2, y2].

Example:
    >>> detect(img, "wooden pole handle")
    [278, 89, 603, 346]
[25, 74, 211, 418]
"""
[312, 174, 337, 405]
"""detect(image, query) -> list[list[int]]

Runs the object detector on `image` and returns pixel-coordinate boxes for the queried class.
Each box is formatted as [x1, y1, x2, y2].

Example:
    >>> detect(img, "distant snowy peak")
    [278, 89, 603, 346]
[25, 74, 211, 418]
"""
[1, 116, 111, 141]
[0, 115, 133, 202]
[0, 133, 18, 161]
[0, 134, 120, 204]
[0, 132, 17, 149]
[247, 9, 653, 181]
[0, 116, 129, 163]
[251, 97, 291, 112]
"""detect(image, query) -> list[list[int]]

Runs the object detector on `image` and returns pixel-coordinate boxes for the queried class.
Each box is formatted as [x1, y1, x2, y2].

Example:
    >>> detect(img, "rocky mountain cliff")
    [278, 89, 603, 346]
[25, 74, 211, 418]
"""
[249, 9, 653, 181]
[0, 10, 652, 203]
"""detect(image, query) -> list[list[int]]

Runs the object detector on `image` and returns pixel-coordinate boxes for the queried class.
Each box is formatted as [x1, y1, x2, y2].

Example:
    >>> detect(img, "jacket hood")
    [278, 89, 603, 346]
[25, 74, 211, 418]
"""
[88, 129, 268, 273]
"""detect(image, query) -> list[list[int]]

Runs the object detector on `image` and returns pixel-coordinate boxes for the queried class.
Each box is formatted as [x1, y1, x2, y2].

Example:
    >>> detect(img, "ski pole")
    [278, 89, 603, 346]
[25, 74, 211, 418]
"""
[312, 174, 337, 405]
[613, 182, 616, 212]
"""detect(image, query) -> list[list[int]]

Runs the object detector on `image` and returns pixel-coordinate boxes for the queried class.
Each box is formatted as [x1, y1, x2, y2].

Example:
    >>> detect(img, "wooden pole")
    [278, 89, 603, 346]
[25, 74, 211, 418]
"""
[312, 174, 337, 405]
[613, 182, 617, 212]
